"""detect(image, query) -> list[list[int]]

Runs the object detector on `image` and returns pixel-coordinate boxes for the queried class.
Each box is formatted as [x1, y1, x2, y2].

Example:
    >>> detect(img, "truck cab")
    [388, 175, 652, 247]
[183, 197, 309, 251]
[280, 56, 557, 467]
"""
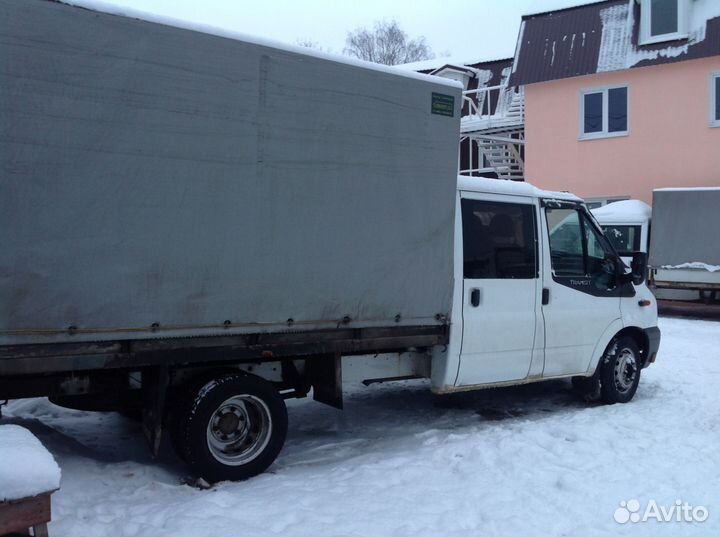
[590, 200, 652, 266]
[431, 177, 660, 399]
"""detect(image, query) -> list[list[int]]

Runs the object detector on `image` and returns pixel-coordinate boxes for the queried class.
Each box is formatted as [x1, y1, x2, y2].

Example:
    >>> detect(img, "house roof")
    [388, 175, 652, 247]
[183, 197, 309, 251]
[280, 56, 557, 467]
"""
[407, 58, 514, 87]
[441, 58, 514, 85]
[522, 0, 611, 18]
[397, 55, 513, 74]
[510, 0, 720, 86]
[430, 65, 483, 77]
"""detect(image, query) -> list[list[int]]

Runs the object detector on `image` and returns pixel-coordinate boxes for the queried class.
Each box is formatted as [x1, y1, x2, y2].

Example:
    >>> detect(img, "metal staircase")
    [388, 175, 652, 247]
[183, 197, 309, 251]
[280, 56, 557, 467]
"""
[504, 89, 524, 124]
[459, 85, 525, 181]
[460, 133, 525, 181]
[476, 137, 524, 181]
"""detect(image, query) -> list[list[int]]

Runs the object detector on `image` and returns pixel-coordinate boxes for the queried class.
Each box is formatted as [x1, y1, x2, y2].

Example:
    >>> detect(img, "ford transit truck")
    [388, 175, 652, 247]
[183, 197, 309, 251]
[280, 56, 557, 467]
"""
[0, 0, 660, 483]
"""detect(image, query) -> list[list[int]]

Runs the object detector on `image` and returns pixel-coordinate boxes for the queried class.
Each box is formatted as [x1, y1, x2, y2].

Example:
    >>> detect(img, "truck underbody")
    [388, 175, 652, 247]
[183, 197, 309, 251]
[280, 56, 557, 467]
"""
[0, 324, 448, 400]
[0, 324, 447, 480]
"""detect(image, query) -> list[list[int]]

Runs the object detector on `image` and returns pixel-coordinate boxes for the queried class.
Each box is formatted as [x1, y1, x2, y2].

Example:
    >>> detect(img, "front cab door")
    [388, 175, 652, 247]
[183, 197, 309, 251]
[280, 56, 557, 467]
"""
[541, 203, 624, 377]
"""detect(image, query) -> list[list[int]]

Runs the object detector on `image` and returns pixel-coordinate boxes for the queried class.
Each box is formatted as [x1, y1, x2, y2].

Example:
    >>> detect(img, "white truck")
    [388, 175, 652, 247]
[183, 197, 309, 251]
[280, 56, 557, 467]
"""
[1, 0, 660, 483]
[593, 189, 720, 302]
[591, 200, 651, 266]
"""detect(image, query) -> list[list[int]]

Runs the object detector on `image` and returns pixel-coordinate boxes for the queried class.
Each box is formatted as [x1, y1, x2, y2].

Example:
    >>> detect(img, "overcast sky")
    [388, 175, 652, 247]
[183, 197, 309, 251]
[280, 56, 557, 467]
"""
[84, 0, 597, 63]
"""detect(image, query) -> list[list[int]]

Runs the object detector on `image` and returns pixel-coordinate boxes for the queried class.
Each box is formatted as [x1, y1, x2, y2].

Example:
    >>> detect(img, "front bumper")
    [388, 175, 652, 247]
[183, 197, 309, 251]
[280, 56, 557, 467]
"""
[643, 326, 661, 368]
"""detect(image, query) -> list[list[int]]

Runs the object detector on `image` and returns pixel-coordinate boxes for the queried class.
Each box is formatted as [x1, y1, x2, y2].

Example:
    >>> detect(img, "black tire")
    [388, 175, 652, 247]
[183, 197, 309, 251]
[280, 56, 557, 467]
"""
[599, 337, 641, 404]
[172, 374, 288, 483]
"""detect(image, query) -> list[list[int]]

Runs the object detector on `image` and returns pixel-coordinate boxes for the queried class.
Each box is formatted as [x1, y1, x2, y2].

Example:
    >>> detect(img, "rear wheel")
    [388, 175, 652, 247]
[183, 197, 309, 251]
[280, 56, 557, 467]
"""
[599, 337, 641, 404]
[172, 374, 287, 483]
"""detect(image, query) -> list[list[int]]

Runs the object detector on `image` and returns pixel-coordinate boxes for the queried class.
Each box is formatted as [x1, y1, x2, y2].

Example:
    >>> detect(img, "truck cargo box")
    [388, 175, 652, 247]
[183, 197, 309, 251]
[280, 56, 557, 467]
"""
[648, 188, 720, 291]
[648, 188, 720, 268]
[0, 0, 461, 346]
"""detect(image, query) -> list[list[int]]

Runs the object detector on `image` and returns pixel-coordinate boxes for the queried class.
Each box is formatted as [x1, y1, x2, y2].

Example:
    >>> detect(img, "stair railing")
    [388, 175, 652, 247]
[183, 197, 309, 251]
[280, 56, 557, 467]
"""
[462, 84, 523, 121]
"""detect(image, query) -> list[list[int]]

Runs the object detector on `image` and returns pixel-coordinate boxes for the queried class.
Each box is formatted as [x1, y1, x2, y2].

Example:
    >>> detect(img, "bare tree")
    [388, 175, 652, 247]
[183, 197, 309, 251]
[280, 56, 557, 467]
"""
[296, 38, 329, 52]
[344, 20, 434, 65]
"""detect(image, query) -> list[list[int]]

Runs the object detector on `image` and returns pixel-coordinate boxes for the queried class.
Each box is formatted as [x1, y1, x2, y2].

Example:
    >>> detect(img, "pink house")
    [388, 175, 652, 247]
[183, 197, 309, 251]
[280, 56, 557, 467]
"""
[509, 0, 720, 206]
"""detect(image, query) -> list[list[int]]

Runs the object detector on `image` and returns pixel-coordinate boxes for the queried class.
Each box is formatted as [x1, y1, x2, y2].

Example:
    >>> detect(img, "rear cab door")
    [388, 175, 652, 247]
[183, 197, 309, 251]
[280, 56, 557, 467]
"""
[456, 191, 544, 386]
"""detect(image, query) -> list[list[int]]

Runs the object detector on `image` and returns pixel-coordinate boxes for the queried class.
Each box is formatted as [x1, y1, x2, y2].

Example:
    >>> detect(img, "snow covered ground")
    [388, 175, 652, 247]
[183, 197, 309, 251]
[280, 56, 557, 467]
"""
[2, 316, 718, 537]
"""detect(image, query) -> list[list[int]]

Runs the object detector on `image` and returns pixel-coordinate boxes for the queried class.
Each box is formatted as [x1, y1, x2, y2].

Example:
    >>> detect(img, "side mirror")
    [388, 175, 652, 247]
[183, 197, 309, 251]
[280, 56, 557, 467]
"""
[630, 251, 648, 285]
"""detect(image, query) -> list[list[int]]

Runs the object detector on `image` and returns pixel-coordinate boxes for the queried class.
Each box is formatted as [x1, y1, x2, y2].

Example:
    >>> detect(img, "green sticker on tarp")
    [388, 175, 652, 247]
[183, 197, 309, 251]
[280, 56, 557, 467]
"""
[431, 92, 454, 117]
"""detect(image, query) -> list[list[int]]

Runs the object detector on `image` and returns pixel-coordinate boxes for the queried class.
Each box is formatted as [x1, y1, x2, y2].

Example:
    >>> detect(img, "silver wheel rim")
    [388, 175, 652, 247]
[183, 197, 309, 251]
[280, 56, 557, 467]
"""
[206, 395, 272, 466]
[613, 347, 637, 394]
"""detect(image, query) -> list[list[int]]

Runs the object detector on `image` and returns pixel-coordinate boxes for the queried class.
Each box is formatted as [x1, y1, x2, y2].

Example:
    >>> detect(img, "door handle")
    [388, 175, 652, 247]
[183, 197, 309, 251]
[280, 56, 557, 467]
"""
[471, 288, 481, 307]
[542, 288, 550, 305]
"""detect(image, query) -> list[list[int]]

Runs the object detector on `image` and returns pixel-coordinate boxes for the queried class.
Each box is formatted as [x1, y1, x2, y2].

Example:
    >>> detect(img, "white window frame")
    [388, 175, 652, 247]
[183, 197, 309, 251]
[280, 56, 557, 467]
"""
[711, 72, 720, 128]
[639, 0, 690, 45]
[578, 85, 629, 140]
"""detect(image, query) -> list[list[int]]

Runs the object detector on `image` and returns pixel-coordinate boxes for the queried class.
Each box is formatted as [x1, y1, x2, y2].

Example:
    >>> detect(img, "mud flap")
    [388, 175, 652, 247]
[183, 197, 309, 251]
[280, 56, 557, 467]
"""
[309, 353, 343, 409]
[142, 365, 169, 457]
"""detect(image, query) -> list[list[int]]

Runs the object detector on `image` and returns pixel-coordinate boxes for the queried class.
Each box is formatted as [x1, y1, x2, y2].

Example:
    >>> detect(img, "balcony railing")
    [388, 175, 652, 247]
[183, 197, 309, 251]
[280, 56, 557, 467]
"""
[461, 84, 524, 133]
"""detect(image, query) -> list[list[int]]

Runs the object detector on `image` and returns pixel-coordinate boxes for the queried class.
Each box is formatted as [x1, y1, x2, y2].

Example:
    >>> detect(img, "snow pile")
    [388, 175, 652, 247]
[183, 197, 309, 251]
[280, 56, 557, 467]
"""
[523, 0, 609, 17]
[458, 175, 582, 202]
[591, 199, 651, 222]
[0, 425, 61, 501]
[661, 262, 720, 272]
[511, 21, 525, 74]
[470, 67, 494, 86]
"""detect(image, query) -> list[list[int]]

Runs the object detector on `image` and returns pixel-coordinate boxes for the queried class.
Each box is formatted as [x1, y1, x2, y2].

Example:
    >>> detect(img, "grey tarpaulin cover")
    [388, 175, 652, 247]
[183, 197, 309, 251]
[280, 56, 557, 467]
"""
[648, 189, 720, 268]
[0, 0, 461, 345]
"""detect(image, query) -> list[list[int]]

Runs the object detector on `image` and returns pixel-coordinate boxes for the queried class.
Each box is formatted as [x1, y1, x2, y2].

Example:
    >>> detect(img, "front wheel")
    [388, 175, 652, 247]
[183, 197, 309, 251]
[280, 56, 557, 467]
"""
[172, 374, 288, 483]
[599, 337, 641, 404]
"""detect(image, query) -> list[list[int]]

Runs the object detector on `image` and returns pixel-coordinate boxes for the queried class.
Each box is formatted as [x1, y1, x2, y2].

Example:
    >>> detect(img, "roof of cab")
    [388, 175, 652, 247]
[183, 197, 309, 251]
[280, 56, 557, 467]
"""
[591, 199, 651, 223]
[457, 176, 582, 202]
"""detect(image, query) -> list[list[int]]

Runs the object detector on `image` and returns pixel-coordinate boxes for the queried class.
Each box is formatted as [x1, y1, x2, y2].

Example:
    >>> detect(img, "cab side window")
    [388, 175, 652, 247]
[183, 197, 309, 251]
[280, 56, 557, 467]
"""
[461, 199, 537, 279]
[545, 208, 584, 276]
[546, 207, 616, 290]
[584, 219, 611, 284]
